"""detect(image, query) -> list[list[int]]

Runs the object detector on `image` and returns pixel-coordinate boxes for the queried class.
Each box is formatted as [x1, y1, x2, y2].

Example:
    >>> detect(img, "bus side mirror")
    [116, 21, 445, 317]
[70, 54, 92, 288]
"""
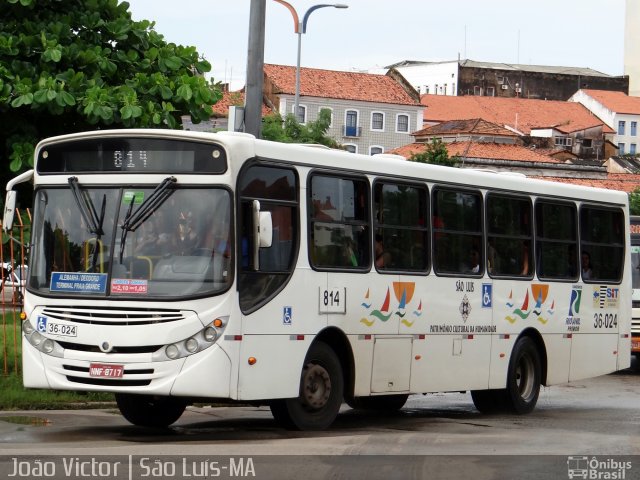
[3, 190, 16, 231]
[252, 200, 273, 271]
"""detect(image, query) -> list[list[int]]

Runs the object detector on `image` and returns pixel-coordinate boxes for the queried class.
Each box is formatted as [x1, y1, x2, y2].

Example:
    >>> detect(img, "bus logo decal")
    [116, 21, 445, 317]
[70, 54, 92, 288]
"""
[360, 283, 423, 327]
[506, 284, 555, 325]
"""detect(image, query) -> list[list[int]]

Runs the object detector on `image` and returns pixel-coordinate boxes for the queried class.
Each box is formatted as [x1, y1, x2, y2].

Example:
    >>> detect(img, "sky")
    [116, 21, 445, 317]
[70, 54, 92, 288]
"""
[126, 0, 627, 90]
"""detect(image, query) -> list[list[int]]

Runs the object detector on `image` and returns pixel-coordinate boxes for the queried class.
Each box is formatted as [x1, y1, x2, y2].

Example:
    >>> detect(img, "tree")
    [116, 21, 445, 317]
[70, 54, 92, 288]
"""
[630, 187, 640, 215]
[0, 0, 222, 180]
[408, 138, 459, 167]
[261, 108, 341, 148]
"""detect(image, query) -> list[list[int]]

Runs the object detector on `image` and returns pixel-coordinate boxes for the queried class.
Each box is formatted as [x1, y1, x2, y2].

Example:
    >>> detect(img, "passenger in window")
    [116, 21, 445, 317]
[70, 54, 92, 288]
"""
[581, 251, 593, 280]
[566, 245, 578, 277]
[343, 237, 359, 267]
[468, 248, 480, 274]
[375, 234, 391, 268]
[520, 240, 530, 276]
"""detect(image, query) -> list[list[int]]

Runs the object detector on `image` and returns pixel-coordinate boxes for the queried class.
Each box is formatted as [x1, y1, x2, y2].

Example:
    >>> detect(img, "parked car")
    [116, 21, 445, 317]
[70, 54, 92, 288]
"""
[0, 262, 26, 305]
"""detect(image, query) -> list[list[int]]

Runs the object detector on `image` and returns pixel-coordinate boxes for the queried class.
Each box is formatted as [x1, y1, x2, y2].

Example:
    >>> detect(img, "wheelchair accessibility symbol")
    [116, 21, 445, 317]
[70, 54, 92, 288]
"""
[482, 284, 492, 308]
[283, 306, 292, 325]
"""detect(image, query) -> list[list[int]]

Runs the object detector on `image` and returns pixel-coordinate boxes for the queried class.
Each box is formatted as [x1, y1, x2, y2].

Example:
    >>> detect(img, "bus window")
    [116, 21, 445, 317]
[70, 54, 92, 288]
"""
[373, 181, 428, 272]
[535, 201, 577, 280]
[580, 206, 624, 283]
[238, 164, 298, 312]
[487, 193, 533, 277]
[308, 174, 369, 270]
[432, 187, 483, 275]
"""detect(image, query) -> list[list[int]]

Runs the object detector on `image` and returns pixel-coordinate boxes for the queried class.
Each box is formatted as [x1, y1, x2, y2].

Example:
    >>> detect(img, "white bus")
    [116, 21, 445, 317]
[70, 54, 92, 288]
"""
[4, 129, 631, 430]
[630, 216, 640, 358]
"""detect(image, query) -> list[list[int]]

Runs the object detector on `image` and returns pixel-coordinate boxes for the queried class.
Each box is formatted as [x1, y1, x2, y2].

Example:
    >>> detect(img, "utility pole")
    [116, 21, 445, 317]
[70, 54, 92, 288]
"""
[244, 0, 266, 137]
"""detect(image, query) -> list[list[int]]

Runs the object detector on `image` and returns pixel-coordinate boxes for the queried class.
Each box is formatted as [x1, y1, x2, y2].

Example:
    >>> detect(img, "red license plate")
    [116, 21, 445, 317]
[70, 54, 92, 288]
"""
[89, 363, 124, 378]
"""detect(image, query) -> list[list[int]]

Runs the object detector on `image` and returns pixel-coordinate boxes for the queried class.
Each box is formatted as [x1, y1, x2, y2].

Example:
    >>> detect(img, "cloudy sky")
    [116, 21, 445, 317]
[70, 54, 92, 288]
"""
[126, 0, 627, 89]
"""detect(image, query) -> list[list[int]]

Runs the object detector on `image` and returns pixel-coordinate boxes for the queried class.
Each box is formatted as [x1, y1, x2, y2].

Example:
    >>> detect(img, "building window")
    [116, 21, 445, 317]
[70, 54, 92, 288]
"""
[631, 144, 637, 155]
[396, 114, 409, 133]
[371, 112, 385, 131]
[424, 86, 429, 94]
[443, 84, 448, 95]
[343, 110, 360, 137]
[632, 121, 637, 136]
[370, 146, 383, 155]
[486, 87, 495, 97]
[618, 120, 626, 135]
[582, 138, 593, 148]
[619, 143, 625, 155]
[473, 86, 482, 96]
[554, 136, 573, 147]
[293, 104, 306, 123]
[344, 144, 357, 154]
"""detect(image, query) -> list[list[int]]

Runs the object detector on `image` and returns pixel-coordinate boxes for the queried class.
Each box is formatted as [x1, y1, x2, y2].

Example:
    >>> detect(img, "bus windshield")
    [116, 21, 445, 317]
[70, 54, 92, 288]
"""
[29, 184, 232, 299]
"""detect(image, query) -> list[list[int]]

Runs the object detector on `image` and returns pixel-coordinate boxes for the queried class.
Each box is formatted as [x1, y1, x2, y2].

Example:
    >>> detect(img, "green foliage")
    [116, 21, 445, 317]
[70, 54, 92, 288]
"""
[629, 187, 640, 215]
[262, 108, 341, 148]
[408, 138, 459, 167]
[0, 0, 223, 181]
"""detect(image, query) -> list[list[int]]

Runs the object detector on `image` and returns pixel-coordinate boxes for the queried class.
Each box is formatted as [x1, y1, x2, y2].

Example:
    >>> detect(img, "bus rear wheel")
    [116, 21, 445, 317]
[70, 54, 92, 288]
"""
[115, 393, 187, 427]
[348, 394, 409, 411]
[270, 341, 344, 430]
[504, 336, 541, 414]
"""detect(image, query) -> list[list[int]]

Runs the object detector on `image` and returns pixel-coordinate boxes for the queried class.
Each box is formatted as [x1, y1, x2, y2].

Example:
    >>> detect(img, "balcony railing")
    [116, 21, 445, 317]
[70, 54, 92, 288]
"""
[342, 125, 362, 138]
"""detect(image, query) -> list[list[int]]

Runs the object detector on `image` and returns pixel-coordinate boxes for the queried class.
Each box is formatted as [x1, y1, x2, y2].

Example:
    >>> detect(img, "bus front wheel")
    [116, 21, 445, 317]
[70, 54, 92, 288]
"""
[270, 341, 344, 430]
[504, 336, 541, 414]
[115, 393, 187, 427]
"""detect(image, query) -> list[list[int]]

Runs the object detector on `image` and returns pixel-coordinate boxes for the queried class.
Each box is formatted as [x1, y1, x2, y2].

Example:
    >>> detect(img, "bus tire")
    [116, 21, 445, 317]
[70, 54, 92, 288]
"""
[269, 341, 343, 430]
[504, 336, 541, 414]
[115, 393, 187, 427]
[348, 394, 409, 411]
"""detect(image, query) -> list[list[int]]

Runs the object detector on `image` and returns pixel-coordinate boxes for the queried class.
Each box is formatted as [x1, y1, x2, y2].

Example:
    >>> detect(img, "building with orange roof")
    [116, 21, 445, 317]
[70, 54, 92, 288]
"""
[419, 94, 615, 160]
[263, 64, 424, 155]
[570, 89, 640, 156]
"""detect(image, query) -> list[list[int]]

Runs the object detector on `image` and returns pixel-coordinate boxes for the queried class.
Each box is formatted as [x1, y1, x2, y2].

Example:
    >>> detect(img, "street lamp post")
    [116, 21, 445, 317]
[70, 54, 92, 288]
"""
[273, 1, 348, 121]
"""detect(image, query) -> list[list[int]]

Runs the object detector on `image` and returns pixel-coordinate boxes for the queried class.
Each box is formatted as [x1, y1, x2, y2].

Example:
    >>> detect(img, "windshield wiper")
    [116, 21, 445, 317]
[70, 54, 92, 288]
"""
[68, 177, 107, 273]
[119, 176, 176, 262]
[68, 177, 104, 235]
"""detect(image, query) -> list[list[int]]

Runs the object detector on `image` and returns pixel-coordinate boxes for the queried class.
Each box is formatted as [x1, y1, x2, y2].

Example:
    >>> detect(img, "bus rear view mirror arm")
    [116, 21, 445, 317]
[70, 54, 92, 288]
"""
[3, 169, 34, 231]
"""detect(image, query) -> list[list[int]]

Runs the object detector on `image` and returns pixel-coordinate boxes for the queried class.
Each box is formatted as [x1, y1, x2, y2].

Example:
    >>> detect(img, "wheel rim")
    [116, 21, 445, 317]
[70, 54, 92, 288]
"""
[516, 352, 536, 401]
[301, 363, 332, 410]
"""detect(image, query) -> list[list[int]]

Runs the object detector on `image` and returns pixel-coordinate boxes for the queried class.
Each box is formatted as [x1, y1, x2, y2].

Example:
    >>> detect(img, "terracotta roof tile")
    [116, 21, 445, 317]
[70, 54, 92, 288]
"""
[390, 141, 561, 163]
[414, 118, 519, 137]
[420, 94, 614, 134]
[580, 89, 640, 115]
[211, 91, 273, 117]
[264, 64, 421, 106]
[530, 174, 640, 193]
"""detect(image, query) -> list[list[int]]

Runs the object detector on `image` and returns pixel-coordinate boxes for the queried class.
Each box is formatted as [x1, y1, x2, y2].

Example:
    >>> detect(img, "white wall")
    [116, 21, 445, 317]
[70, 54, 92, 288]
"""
[394, 62, 459, 96]
[625, 0, 640, 97]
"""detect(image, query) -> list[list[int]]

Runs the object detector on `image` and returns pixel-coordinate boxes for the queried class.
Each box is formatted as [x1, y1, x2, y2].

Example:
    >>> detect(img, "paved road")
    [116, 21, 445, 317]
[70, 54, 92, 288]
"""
[0, 363, 638, 479]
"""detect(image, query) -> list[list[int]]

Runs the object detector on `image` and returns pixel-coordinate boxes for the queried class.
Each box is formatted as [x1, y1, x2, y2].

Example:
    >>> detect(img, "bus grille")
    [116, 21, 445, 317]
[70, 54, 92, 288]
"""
[41, 306, 185, 326]
[57, 342, 161, 354]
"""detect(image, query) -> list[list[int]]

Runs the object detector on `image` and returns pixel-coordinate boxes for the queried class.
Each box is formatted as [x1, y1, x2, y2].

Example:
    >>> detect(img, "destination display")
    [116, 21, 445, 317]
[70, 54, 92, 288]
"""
[37, 137, 227, 174]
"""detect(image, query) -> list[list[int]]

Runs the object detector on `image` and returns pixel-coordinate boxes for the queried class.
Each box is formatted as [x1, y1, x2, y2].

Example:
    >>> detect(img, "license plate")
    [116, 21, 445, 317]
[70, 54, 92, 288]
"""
[46, 322, 77, 337]
[89, 364, 124, 378]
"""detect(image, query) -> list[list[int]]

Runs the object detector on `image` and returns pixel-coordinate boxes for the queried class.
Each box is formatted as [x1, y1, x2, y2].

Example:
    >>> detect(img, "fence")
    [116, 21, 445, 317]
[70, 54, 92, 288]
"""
[1, 208, 30, 375]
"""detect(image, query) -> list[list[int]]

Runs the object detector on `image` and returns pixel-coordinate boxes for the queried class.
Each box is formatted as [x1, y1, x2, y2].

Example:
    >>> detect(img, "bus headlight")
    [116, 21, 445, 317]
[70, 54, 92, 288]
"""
[185, 337, 199, 353]
[166, 345, 180, 359]
[153, 318, 227, 362]
[203, 326, 217, 342]
[22, 319, 64, 358]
